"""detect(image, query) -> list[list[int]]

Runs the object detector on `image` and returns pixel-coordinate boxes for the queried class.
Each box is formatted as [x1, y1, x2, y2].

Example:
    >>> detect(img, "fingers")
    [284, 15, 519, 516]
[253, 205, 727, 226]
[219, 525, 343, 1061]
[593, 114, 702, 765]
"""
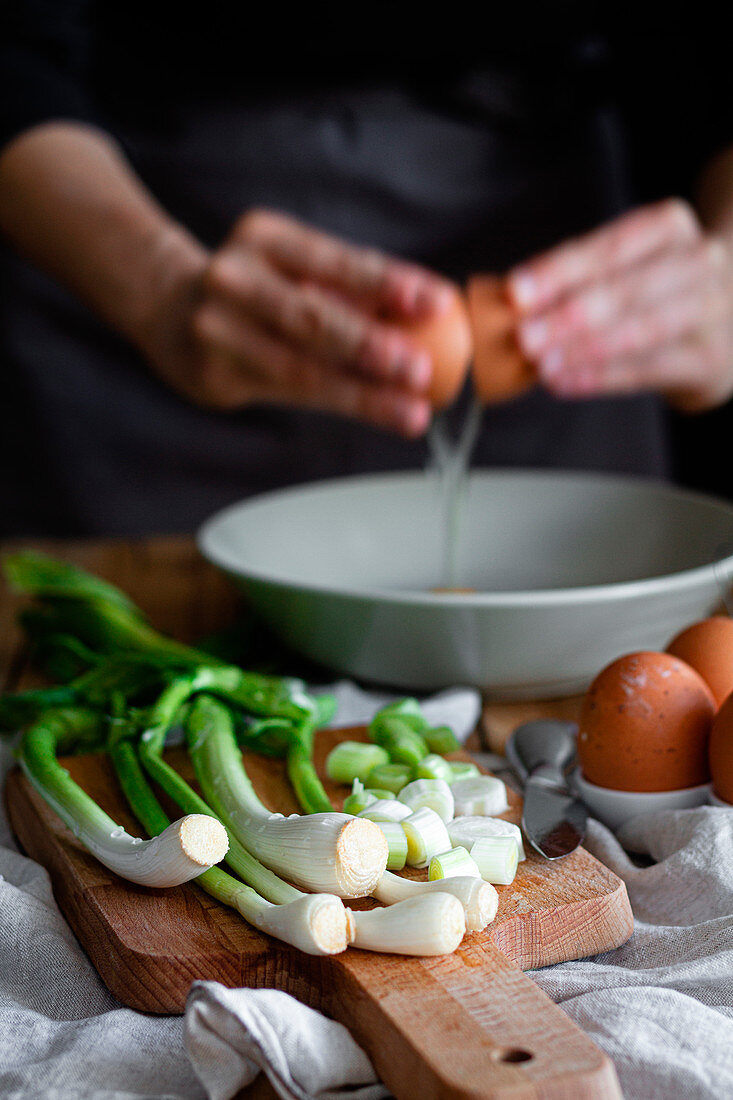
[508, 199, 700, 314]
[192, 308, 432, 435]
[519, 239, 727, 359]
[536, 254, 729, 381]
[204, 248, 431, 390]
[545, 325, 731, 411]
[234, 208, 454, 319]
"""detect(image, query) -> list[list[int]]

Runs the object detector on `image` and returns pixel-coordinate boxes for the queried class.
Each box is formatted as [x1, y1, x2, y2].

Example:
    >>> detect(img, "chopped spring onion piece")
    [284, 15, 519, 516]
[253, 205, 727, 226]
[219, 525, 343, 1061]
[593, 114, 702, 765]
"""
[358, 799, 412, 823]
[449, 761, 480, 782]
[447, 816, 526, 861]
[19, 708, 229, 888]
[366, 762, 413, 794]
[398, 778, 454, 823]
[342, 780, 378, 816]
[348, 894, 465, 956]
[364, 787, 396, 801]
[181, 694, 388, 897]
[428, 846, 481, 882]
[372, 872, 498, 932]
[110, 736, 349, 955]
[369, 702, 429, 769]
[372, 821, 408, 870]
[416, 754, 454, 782]
[325, 741, 389, 785]
[471, 836, 519, 885]
[424, 725, 461, 755]
[402, 807, 451, 868]
[450, 775, 508, 816]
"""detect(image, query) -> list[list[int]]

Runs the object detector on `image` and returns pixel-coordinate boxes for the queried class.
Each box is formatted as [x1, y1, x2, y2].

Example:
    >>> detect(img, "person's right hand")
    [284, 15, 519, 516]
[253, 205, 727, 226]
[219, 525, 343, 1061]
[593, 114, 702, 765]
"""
[148, 209, 455, 437]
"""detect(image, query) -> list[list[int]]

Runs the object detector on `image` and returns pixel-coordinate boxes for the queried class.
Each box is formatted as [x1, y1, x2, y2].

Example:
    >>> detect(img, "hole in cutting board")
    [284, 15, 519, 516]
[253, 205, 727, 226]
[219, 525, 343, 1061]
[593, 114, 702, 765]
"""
[491, 1048, 534, 1064]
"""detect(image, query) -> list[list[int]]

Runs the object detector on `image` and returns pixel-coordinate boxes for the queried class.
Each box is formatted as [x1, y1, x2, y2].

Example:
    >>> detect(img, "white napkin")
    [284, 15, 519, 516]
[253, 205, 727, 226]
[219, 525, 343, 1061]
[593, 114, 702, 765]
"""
[185, 983, 388, 1100]
[319, 680, 481, 743]
[531, 808, 733, 1100]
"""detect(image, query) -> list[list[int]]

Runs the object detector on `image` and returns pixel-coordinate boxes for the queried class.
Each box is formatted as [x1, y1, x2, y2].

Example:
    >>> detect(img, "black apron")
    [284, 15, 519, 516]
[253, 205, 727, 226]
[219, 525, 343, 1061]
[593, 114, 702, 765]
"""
[0, 81, 669, 536]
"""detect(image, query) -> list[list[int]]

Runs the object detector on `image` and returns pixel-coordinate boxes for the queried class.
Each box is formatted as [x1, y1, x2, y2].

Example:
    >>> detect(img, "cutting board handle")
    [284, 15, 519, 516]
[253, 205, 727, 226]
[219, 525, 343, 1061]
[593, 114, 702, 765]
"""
[342, 940, 623, 1100]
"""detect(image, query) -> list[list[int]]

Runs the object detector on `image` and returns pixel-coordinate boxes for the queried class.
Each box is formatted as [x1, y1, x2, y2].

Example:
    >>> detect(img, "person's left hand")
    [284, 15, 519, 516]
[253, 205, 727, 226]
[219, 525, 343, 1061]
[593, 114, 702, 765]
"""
[506, 199, 733, 412]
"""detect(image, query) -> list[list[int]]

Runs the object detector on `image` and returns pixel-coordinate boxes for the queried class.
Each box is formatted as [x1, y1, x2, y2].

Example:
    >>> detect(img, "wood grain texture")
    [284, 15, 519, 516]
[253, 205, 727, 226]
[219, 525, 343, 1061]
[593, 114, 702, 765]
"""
[2, 537, 631, 1099]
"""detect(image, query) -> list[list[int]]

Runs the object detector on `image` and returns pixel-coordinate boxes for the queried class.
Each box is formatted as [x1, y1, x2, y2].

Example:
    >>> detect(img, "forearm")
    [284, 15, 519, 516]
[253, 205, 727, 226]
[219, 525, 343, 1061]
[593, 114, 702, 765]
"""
[0, 121, 207, 350]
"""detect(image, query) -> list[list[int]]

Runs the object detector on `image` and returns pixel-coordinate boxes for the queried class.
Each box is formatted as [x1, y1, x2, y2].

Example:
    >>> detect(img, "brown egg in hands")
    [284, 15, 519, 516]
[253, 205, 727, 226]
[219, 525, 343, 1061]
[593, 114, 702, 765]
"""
[398, 284, 473, 409]
[667, 616, 733, 709]
[466, 275, 535, 404]
[578, 651, 716, 792]
[709, 693, 733, 804]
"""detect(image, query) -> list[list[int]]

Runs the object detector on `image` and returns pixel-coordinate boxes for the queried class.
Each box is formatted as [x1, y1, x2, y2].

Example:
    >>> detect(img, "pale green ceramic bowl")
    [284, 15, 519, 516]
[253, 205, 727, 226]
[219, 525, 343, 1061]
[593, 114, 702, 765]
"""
[198, 469, 733, 698]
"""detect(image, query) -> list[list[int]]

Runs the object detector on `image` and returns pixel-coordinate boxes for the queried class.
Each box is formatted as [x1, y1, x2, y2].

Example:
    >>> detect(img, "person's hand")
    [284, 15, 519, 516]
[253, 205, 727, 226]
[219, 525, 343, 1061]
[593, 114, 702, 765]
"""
[148, 209, 455, 436]
[507, 199, 733, 412]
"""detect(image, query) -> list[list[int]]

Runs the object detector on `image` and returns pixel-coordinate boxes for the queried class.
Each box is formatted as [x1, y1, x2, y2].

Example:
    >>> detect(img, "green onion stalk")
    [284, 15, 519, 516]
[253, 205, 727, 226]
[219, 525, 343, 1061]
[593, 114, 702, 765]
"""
[108, 717, 350, 955]
[4, 551, 221, 669]
[18, 707, 228, 887]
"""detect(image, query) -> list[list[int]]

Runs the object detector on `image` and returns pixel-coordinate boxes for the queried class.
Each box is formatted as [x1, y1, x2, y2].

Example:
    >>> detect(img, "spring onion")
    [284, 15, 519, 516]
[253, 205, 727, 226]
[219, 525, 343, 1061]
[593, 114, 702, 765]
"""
[180, 693, 388, 897]
[358, 799, 412, 823]
[348, 894, 465, 956]
[4, 552, 219, 668]
[366, 762, 413, 794]
[471, 836, 519, 885]
[450, 775, 509, 816]
[371, 821, 408, 870]
[342, 780, 377, 816]
[447, 816, 526, 861]
[191, 667, 335, 815]
[325, 741, 390, 785]
[416, 754, 454, 782]
[372, 872, 498, 932]
[402, 807, 451, 868]
[368, 700, 429, 769]
[398, 778, 454, 823]
[448, 761, 480, 782]
[109, 732, 350, 954]
[364, 787, 396, 801]
[19, 708, 228, 887]
[428, 846, 481, 882]
[423, 726, 461, 755]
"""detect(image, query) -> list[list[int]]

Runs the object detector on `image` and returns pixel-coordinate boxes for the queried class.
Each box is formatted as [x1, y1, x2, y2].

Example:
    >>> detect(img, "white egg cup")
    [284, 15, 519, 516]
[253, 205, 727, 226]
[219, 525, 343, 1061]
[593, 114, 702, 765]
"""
[708, 790, 733, 809]
[572, 769, 712, 831]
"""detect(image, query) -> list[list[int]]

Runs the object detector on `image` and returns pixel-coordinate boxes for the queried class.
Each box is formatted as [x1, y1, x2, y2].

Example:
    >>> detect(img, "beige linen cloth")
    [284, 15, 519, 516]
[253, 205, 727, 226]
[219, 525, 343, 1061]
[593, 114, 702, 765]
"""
[2, 685, 733, 1100]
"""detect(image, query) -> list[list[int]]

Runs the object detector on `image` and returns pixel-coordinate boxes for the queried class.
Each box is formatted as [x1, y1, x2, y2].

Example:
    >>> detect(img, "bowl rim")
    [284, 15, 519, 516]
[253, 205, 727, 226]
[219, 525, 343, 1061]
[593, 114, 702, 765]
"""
[198, 467, 733, 609]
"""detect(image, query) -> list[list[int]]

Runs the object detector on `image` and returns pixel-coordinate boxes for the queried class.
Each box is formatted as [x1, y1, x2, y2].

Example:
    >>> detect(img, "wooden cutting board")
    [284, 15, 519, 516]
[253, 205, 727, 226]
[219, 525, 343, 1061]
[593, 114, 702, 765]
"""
[5, 723, 632, 1100]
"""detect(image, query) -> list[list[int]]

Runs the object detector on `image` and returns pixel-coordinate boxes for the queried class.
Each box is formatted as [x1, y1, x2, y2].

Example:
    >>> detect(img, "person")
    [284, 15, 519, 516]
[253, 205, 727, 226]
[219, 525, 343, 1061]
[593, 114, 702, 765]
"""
[1, 7, 732, 536]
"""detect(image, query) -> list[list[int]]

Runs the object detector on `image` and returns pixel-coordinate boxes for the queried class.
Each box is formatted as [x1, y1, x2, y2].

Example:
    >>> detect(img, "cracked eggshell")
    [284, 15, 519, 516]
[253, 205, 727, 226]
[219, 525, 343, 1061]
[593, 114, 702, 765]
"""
[577, 651, 715, 792]
[400, 285, 472, 410]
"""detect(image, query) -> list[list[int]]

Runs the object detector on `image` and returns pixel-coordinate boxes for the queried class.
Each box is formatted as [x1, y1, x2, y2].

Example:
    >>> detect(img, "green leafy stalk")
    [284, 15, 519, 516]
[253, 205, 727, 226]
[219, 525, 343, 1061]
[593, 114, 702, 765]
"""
[19, 707, 121, 837]
[138, 677, 300, 904]
[4, 551, 220, 668]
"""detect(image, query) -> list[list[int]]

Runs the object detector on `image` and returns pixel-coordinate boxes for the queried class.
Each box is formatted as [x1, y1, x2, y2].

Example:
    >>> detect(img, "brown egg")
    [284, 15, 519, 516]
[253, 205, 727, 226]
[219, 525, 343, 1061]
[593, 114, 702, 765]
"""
[577, 651, 716, 792]
[709, 693, 733, 803]
[466, 275, 535, 404]
[667, 616, 733, 709]
[400, 285, 473, 409]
